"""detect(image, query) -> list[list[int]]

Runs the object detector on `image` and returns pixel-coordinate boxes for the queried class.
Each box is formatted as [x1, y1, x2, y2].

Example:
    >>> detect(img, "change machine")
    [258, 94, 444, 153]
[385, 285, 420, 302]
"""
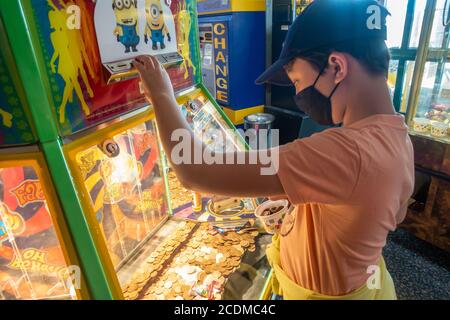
[198, 0, 266, 126]
[1, 0, 272, 300]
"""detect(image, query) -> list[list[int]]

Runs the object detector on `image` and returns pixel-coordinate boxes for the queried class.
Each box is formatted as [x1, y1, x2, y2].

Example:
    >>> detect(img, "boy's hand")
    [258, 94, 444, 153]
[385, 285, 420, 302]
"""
[133, 55, 174, 103]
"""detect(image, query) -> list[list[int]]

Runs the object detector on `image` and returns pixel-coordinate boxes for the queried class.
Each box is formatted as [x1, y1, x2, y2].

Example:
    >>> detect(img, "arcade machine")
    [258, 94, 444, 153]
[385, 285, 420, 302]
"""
[198, 0, 266, 127]
[265, 0, 329, 145]
[0, 6, 86, 300]
[3, 0, 272, 300]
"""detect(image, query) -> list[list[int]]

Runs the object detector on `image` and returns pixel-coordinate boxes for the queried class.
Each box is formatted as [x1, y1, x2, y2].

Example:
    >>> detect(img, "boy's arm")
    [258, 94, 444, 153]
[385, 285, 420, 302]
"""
[134, 55, 285, 198]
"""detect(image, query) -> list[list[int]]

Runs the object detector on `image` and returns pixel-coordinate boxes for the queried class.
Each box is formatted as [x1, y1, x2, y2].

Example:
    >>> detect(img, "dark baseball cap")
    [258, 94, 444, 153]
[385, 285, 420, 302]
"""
[256, 0, 390, 86]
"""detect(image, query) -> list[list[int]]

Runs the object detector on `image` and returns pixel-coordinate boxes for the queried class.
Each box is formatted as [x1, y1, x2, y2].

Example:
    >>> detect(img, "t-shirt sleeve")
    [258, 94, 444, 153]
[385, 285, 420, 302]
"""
[277, 130, 361, 205]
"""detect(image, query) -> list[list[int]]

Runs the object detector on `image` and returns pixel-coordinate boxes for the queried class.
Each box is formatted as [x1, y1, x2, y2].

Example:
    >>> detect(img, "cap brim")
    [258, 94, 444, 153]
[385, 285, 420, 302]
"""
[255, 58, 293, 86]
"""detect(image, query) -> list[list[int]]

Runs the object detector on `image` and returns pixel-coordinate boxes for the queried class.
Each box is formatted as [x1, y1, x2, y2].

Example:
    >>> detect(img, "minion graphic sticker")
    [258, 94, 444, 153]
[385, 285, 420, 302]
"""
[94, 0, 178, 81]
[112, 0, 140, 53]
[144, 0, 171, 50]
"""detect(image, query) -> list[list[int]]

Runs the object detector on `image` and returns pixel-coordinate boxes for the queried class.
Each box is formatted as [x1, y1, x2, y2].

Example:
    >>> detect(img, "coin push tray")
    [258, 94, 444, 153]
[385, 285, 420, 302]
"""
[122, 221, 258, 300]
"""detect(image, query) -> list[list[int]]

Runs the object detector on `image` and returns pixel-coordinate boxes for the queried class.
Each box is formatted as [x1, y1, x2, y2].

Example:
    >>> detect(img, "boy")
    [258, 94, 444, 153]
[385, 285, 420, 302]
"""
[134, 0, 414, 300]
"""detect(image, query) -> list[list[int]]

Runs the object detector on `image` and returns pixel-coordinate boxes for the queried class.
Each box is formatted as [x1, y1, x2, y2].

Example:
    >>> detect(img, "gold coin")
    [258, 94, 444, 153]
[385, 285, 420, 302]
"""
[166, 293, 176, 300]
[164, 281, 173, 289]
[240, 240, 250, 248]
[128, 291, 139, 300]
[183, 292, 193, 300]
[168, 273, 178, 282]
[187, 266, 196, 274]
[174, 286, 182, 294]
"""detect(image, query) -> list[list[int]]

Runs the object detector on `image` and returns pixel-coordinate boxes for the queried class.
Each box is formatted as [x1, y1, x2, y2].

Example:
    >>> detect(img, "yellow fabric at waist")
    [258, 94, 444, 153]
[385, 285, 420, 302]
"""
[266, 235, 397, 300]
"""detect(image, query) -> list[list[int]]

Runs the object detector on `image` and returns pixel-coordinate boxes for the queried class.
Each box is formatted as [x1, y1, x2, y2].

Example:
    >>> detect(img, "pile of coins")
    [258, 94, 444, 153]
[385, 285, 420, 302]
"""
[122, 221, 259, 300]
[122, 221, 196, 300]
[167, 171, 193, 209]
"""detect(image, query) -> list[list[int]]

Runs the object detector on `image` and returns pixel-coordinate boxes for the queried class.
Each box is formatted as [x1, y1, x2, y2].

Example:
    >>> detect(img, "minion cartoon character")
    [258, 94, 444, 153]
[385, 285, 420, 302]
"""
[112, 0, 140, 53]
[144, 0, 172, 50]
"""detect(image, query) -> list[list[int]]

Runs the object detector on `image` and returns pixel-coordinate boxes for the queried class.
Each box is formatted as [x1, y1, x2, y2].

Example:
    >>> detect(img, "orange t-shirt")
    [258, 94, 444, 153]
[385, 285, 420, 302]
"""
[277, 114, 415, 296]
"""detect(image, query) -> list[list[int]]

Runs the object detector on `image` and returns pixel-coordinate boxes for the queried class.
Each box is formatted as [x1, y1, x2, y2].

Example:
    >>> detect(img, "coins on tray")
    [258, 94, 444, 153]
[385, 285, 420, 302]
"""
[123, 221, 259, 301]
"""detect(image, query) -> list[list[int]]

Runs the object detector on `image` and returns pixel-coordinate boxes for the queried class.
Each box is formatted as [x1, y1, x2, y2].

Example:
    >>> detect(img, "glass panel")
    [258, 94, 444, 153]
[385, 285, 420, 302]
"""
[384, 0, 408, 48]
[410, 61, 450, 143]
[410, 0, 427, 47]
[416, 62, 439, 117]
[75, 120, 169, 269]
[0, 165, 75, 300]
[410, 0, 449, 48]
[118, 218, 271, 301]
[182, 92, 245, 153]
[171, 90, 255, 222]
[429, 0, 448, 48]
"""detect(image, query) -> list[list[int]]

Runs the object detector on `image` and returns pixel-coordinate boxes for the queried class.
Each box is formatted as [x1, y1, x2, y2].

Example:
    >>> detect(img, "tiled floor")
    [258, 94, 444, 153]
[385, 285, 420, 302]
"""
[383, 228, 450, 300]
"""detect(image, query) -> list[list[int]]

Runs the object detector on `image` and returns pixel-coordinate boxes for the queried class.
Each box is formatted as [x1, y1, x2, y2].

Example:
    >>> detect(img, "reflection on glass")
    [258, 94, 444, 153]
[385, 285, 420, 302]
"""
[0, 166, 75, 300]
[75, 120, 168, 269]
[385, 0, 408, 48]
[181, 92, 246, 153]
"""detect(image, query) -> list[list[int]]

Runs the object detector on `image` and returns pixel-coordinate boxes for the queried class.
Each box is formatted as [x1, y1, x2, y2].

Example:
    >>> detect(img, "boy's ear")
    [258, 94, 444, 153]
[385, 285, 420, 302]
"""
[328, 52, 348, 84]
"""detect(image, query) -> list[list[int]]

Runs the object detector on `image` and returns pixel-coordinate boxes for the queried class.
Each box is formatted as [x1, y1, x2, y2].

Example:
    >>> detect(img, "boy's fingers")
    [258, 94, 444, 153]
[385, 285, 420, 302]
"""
[135, 55, 155, 70]
[133, 59, 145, 73]
[149, 55, 161, 71]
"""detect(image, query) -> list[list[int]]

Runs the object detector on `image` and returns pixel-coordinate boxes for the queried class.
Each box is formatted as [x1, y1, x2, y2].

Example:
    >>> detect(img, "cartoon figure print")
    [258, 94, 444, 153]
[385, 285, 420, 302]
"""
[113, 0, 140, 53]
[144, 0, 171, 50]
[0, 203, 25, 245]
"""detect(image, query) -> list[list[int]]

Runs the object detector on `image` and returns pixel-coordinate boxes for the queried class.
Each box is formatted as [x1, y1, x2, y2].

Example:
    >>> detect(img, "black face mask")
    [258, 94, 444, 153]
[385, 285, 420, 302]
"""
[293, 66, 341, 126]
